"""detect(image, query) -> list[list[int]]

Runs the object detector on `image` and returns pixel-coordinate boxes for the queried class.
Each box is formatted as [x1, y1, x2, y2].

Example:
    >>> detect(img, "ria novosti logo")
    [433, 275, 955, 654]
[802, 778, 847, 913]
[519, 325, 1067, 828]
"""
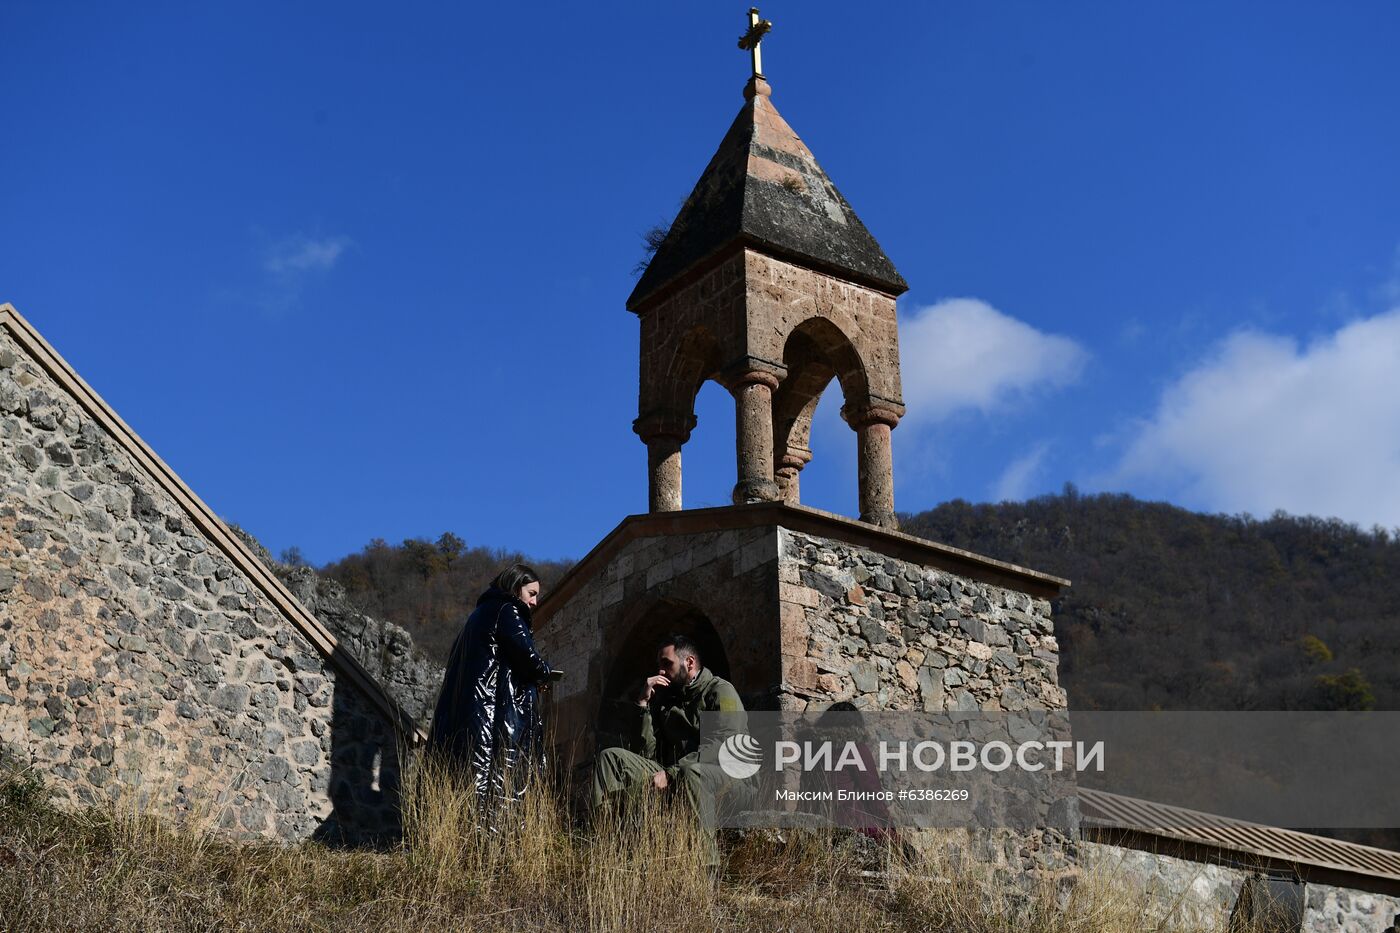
[718, 733, 764, 779]
[717, 732, 1105, 779]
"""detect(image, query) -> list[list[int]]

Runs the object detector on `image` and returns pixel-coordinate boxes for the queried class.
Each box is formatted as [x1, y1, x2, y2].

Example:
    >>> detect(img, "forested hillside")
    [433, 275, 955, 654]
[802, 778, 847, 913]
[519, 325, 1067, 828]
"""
[314, 534, 573, 662]
[309, 492, 1398, 712]
[901, 488, 1399, 711]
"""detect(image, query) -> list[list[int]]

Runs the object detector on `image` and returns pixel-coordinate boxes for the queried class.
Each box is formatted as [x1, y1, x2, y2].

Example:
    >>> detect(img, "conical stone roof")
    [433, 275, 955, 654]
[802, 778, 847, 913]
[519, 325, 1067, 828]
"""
[628, 77, 908, 311]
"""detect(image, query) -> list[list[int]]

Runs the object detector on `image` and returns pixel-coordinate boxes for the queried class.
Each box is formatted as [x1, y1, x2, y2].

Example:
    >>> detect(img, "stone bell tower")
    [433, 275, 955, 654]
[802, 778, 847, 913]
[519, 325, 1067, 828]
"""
[629, 57, 907, 528]
[536, 14, 1068, 803]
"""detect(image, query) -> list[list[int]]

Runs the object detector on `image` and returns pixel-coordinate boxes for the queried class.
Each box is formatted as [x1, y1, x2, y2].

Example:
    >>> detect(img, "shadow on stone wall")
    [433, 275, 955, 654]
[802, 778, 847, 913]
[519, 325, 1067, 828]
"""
[228, 530, 438, 849]
[309, 648, 409, 849]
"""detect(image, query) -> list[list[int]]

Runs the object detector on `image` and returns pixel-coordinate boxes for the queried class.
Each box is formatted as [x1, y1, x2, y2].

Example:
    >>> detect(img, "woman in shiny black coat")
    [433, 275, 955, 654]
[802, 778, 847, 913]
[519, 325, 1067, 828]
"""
[427, 563, 553, 812]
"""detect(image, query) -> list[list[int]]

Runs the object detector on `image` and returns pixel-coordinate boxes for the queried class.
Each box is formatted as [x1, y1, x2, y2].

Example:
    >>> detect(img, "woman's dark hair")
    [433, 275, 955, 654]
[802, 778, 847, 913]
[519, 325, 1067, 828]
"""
[491, 563, 540, 599]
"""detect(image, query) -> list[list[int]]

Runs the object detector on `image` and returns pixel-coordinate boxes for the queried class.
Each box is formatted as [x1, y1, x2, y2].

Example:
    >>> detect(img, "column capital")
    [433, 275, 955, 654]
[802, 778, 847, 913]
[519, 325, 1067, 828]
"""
[840, 400, 905, 430]
[778, 444, 814, 472]
[633, 409, 697, 444]
[775, 444, 812, 505]
[718, 356, 786, 392]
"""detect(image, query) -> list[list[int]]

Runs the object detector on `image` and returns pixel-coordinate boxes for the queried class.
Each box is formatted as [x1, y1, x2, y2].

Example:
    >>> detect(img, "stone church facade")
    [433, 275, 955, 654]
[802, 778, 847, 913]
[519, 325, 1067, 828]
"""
[534, 64, 1400, 930]
[0, 304, 424, 843]
[537, 507, 1064, 767]
[535, 70, 1077, 876]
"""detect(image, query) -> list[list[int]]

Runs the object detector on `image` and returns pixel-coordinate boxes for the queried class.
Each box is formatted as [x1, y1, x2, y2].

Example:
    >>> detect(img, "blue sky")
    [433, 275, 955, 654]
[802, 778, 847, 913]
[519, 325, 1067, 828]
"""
[5, 2, 1400, 565]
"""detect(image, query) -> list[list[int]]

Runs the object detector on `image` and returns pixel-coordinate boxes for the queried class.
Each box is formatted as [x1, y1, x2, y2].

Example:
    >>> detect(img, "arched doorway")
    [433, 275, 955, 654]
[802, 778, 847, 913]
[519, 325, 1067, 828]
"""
[595, 597, 731, 752]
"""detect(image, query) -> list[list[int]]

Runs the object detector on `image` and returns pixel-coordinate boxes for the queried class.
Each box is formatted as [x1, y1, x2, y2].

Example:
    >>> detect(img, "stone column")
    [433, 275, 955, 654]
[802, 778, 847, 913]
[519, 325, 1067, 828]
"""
[725, 366, 782, 505]
[633, 410, 695, 513]
[646, 436, 683, 512]
[842, 403, 902, 529]
[776, 445, 813, 504]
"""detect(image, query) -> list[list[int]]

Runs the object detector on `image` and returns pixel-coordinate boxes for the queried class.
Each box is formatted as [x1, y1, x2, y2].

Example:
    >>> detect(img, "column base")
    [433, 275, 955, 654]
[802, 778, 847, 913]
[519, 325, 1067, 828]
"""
[732, 479, 781, 505]
[861, 510, 899, 531]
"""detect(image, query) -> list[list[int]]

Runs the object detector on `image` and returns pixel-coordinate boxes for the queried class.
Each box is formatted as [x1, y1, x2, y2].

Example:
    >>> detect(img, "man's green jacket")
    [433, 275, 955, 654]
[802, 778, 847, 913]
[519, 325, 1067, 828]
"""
[622, 667, 746, 779]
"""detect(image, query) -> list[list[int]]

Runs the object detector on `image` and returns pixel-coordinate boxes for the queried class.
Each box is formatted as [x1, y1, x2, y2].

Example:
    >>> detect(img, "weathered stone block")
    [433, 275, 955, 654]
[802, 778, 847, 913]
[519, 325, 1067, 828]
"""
[850, 661, 879, 693]
[965, 641, 995, 662]
[858, 618, 888, 644]
[211, 685, 251, 712]
[786, 657, 820, 691]
[959, 616, 1010, 647]
[778, 582, 819, 608]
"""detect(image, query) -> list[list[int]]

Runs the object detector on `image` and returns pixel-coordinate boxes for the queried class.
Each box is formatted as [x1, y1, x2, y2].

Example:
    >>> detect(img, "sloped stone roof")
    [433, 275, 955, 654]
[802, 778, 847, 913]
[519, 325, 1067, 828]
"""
[0, 302, 426, 744]
[628, 78, 908, 311]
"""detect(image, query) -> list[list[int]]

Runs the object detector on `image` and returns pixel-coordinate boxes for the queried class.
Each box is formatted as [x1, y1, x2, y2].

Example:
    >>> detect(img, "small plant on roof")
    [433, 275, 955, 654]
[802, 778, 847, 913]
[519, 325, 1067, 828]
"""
[633, 221, 671, 276]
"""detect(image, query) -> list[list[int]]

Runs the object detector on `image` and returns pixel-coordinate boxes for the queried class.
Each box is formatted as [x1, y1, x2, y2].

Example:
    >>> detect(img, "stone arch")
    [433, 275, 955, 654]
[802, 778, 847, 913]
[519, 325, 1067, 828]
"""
[635, 325, 726, 512]
[772, 317, 872, 503]
[602, 597, 731, 700]
[594, 597, 732, 751]
[673, 325, 724, 410]
[648, 324, 724, 428]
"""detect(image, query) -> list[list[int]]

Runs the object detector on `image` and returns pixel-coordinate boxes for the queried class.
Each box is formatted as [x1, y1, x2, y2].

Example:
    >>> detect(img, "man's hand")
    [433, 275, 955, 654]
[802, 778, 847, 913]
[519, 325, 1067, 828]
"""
[637, 674, 670, 707]
[650, 769, 669, 791]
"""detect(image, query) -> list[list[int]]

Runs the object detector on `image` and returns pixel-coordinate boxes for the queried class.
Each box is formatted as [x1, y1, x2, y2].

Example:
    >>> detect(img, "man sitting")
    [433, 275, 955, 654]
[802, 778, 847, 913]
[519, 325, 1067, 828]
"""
[590, 635, 746, 855]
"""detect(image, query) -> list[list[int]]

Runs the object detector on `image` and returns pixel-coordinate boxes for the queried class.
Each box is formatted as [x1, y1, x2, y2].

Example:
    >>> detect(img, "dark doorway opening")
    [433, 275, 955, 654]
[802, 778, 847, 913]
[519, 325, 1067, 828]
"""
[595, 598, 730, 753]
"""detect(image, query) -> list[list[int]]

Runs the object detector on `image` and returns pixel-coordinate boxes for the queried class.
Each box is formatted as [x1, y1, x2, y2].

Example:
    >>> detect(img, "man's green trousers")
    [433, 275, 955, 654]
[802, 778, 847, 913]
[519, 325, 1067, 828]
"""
[590, 747, 729, 862]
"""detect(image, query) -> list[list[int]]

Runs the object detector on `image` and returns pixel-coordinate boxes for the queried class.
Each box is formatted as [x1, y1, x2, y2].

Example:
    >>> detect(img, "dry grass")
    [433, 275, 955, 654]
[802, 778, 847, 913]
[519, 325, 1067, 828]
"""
[0, 757, 1263, 932]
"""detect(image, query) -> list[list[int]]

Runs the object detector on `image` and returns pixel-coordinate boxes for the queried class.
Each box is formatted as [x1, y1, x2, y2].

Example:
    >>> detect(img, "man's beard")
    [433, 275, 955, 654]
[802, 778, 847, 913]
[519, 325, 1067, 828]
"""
[671, 666, 694, 689]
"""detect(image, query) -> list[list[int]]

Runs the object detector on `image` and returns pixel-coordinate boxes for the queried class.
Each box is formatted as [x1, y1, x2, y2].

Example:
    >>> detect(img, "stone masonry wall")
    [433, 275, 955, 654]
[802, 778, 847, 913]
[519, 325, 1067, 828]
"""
[0, 327, 402, 844]
[283, 567, 440, 726]
[772, 528, 1072, 874]
[1303, 881, 1400, 933]
[774, 529, 1064, 714]
[230, 528, 442, 727]
[1081, 841, 1400, 932]
[1079, 841, 1247, 931]
[538, 521, 1065, 762]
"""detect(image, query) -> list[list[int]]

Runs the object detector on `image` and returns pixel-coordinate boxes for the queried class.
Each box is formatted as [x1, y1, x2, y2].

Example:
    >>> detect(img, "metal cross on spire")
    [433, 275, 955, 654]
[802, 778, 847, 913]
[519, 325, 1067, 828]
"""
[737, 7, 773, 78]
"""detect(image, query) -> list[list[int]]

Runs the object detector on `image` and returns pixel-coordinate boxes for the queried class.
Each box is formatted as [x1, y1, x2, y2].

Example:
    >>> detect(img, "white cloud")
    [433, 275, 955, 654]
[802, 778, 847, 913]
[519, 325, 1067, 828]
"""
[264, 235, 350, 274]
[992, 442, 1051, 502]
[1104, 308, 1400, 528]
[898, 298, 1089, 423]
[248, 232, 352, 314]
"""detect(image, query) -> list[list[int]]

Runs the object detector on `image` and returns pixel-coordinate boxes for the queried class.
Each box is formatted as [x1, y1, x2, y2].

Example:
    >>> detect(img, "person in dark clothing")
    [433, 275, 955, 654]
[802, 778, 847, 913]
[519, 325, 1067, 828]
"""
[427, 563, 553, 816]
